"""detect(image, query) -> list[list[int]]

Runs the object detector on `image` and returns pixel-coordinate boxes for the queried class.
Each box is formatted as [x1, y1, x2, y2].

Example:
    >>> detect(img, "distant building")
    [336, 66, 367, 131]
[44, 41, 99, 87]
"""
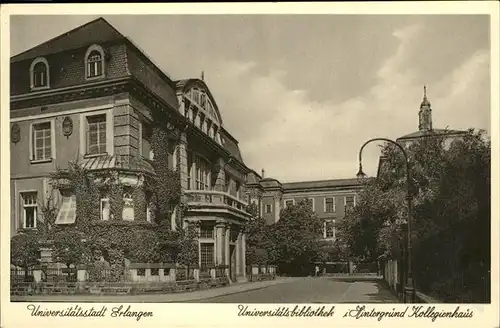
[245, 169, 365, 241]
[377, 87, 467, 177]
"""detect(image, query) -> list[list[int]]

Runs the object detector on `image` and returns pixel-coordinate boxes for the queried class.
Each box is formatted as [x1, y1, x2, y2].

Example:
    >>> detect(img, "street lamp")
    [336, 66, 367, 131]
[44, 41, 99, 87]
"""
[357, 138, 415, 303]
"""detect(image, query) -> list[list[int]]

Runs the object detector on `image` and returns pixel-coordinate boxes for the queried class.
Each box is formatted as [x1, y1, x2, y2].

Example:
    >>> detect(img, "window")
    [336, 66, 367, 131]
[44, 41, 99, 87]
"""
[86, 114, 107, 155]
[324, 197, 335, 213]
[200, 243, 214, 267]
[195, 157, 211, 190]
[32, 122, 52, 161]
[200, 224, 214, 239]
[21, 192, 37, 229]
[265, 204, 272, 214]
[55, 191, 76, 225]
[86, 50, 103, 78]
[345, 196, 355, 208]
[30, 57, 49, 89]
[100, 198, 110, 221]
[122, 192, 134, 221]
[140, 122, 153, 160]
[33, 62, 47, 87]
[324, 220, 335, 239]
[146, 192, 153, 223]
[285, 199, 294, 208]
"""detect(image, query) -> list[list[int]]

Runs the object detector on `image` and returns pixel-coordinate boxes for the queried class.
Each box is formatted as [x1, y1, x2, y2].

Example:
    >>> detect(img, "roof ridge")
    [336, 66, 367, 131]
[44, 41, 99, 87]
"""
[12, 17, 116, 61]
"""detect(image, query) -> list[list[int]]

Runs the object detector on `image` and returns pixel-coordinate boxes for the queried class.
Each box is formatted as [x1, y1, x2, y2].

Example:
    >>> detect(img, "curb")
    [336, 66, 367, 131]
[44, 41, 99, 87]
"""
[165, 278, 298, 302]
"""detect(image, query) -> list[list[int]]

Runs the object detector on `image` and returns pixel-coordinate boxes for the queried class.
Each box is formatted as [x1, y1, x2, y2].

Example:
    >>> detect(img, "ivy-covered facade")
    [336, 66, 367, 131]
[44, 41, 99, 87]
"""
[10, 18, 252, 282]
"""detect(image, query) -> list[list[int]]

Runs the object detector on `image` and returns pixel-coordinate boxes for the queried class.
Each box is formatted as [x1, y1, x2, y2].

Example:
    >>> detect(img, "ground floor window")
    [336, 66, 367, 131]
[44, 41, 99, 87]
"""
[100, 198, 110, 221]
[200, 243, 214, 267]
[324, 220, 336, 239]
[21, 192, 38, 229]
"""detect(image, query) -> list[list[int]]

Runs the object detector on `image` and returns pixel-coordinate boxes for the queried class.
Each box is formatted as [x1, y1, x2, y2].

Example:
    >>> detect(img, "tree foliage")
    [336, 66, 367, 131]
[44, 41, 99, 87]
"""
[340, 129, 490, 301]
[51, 228, 89, 268]
[11, 231, 41, 270]
[268, 199, 324, 275]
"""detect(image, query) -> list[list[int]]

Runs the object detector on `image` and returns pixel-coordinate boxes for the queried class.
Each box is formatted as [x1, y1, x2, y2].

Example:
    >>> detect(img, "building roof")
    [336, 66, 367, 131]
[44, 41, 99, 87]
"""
[282, 178, 367, 191]
[397, 128, 465, 141]
[11, 17, 125, 63]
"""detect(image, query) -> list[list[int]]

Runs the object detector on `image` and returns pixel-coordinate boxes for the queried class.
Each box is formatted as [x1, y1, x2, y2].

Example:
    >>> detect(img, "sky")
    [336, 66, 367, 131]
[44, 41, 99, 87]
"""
[10, 15, 491, 182]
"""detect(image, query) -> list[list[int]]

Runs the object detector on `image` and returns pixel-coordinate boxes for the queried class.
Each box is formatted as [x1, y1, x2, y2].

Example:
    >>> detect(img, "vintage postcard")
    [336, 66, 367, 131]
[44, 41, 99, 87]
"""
[0, 2, 498, 328]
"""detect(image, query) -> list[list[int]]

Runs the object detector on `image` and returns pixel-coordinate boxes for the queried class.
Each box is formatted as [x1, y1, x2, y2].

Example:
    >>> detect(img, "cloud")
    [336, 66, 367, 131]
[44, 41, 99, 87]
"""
[205, 22, 490, 182]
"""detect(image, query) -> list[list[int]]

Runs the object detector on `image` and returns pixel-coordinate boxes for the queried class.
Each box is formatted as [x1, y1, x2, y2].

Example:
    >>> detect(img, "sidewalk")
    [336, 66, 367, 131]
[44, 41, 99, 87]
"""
[11, 277, 300, 303]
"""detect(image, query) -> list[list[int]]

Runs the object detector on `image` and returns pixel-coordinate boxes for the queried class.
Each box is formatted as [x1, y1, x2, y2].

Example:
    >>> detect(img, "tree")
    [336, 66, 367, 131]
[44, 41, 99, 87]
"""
[11, 232, 40, 280]
[51, 228, 89, 269]
[176, 225, 199, 269]
[268, 199, 323, 276]
[341, 129, 490, 301]
[245, 216, 271, 265]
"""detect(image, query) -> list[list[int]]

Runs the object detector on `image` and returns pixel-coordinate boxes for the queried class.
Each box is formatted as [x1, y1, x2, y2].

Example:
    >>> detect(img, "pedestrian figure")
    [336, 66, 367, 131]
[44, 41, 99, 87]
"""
[315, 265, 319, 277]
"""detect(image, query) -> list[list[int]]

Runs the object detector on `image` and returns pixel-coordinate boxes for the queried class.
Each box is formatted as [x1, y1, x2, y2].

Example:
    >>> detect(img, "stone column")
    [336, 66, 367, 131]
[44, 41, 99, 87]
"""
[225, 223, 230, 277]
[215, 220, 225, 265]
[178, 132, 189, 190]
[235, 227, 241, 276]
[213, 158, 226, 204]
[241, 228, 246, 279]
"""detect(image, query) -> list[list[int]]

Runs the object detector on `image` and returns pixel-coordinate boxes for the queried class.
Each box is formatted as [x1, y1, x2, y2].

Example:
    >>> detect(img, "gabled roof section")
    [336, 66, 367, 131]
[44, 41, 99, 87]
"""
[11, 17, 125, 63]
[175, 78, 224, 126]
[220, 129, 244, 163]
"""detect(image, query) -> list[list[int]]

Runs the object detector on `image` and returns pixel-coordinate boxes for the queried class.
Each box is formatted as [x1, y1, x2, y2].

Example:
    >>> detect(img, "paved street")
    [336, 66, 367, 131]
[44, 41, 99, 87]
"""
[11, 276, 399, 303]
[194, 276, 399, 303]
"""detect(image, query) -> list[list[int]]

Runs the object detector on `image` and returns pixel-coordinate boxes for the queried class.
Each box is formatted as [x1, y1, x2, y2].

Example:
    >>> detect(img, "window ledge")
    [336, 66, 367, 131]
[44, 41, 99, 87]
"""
[18, 227, 38, 233]
[85, 75, 106, 81]
[30, 158, 53, 164]
[30, 86, 50, 92]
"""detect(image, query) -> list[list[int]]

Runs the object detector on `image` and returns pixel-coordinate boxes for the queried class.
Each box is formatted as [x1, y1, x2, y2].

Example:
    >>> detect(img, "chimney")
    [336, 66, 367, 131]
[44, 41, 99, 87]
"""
[261, 168, 265, 178]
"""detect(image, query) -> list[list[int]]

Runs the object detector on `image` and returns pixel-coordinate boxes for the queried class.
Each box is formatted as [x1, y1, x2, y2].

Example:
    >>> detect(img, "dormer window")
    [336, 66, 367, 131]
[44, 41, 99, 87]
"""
[30, 57, 49, 90]
[85, 44, 105, 79]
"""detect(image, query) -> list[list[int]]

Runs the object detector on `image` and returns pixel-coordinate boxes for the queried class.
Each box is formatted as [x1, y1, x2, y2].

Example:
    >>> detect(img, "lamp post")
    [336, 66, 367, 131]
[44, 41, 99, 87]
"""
[356, 138, 415, 303]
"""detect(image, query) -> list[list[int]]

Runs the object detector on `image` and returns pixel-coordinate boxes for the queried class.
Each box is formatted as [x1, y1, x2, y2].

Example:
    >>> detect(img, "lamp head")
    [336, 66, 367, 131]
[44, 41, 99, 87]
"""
[356, 163, 367, 180]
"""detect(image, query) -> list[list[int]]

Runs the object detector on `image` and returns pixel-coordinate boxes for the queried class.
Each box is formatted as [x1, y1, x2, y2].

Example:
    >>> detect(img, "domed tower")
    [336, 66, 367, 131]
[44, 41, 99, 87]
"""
[418, 85, 433, 132]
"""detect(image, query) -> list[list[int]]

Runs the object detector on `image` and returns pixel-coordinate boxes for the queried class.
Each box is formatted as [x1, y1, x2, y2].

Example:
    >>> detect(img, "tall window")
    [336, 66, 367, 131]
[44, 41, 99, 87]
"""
[21, 192, 37, 229]
[345, 196, 355, 208]
[141, 122, 153, 160]
[122, 192, 134, 221]
[200, 243, 214, 267]
[87, 50, 103, 78]
[195, 157, 211, 190]
[325, 220, 335, 239]
[100, 198, 110, 221]
[55, 190, 77, 225]
[33, 62, 48, 88]
[307, 198, 315, 211]
[86, 114, 107, 155]
[30, 57, 49, 89]
[265, 204, 272, 214]
[32, 122, 52, 161]
[200, 224, 214, 239]
[325, 197, 335, 213]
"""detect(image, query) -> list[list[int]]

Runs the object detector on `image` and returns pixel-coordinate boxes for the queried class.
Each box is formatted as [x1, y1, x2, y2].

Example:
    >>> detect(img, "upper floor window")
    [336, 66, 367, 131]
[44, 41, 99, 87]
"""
[284, 199, 294, 208]
[86, 114, 107, 155]
[345, 195, 355, 210]
[31, 122, 52, 161]
[21, 192, 38, 229]
[195, 156, 211, 190]
[100, 198, 110, 221]
[306, 198, 315, 211]
[265, 204, 272, 214]
[30, 57, 49, 90]
[85, 45, 105, 79]
[122, 192, 134, 221]
[324, 197, 336, 213]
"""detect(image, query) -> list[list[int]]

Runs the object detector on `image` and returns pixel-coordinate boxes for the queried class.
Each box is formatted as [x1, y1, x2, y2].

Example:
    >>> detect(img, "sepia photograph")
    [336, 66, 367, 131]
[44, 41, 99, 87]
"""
[2, 5, 496, 322]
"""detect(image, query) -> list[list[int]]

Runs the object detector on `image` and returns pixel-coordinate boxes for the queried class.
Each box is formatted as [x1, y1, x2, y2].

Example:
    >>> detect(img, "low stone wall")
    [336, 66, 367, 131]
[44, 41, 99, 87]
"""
[10, 263, 231, 296]
[246, 265, 277, 282]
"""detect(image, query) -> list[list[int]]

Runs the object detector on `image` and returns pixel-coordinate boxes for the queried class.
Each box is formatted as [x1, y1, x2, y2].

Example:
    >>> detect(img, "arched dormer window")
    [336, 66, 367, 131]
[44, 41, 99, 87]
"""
[85, 44, 105, 79]
[30, 57, 49, 90]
